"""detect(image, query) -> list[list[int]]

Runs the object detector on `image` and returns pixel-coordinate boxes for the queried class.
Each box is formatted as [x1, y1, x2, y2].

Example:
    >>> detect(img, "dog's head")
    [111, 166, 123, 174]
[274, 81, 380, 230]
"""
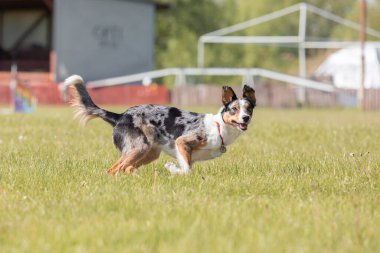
[221, 85, 256, 131]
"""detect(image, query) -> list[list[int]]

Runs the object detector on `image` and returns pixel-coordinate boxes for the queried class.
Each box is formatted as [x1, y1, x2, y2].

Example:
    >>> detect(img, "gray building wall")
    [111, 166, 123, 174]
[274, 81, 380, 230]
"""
[54, 0, 154, 82]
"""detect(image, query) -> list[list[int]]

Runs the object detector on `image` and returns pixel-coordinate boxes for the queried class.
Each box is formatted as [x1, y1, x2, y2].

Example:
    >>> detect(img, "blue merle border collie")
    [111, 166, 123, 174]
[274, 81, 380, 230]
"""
[65, 75, 256, 175]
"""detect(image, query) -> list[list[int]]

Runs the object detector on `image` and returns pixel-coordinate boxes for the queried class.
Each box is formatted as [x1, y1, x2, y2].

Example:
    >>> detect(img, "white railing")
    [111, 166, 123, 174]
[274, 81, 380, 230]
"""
[197, 2, 380, 74]
[87, 67, 335, 92]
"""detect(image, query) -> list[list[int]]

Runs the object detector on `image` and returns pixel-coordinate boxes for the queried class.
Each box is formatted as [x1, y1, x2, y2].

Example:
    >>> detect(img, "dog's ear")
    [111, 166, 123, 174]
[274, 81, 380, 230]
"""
[222, 86, 237, 106]
[242, 85, 256, 106]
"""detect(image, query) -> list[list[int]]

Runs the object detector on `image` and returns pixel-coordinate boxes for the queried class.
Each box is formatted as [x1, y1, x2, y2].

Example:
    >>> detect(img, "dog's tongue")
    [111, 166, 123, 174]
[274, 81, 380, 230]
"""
[239, 123, 248, 131]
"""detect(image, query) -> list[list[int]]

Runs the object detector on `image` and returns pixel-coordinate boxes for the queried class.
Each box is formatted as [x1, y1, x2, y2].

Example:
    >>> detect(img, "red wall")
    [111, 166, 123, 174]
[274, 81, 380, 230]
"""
[0, 85, 170, 105]
[0, 86, 11, 104]
[88, 85, 169, 105]
[0, 71, 169, 106]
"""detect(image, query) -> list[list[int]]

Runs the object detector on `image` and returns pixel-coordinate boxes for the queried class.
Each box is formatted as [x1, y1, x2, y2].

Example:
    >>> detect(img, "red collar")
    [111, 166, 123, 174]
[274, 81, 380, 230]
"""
[215, 121, 225, 146]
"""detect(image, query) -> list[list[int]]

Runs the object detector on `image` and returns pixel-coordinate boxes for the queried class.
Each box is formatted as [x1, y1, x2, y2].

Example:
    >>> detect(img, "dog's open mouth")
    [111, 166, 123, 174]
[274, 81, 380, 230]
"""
[231, 120, 248, 131]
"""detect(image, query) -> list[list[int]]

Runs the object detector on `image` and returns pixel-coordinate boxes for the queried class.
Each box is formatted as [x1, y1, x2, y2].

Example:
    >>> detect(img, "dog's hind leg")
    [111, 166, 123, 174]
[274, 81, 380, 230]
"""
[135, 148, 161, 167]
[108, 116, 160, 175]
[107, 149, 147, 175]
[107, 146, 161, 175]
[107, 158, 122, 175]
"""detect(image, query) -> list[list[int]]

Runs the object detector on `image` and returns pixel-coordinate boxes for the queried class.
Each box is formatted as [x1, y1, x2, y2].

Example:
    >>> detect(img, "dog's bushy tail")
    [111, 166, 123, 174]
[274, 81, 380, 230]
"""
[65, 75, 121, 127]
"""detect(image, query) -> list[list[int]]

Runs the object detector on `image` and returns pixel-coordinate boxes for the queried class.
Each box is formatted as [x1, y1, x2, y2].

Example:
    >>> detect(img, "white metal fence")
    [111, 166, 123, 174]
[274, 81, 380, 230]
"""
[87, 67, 334, 93]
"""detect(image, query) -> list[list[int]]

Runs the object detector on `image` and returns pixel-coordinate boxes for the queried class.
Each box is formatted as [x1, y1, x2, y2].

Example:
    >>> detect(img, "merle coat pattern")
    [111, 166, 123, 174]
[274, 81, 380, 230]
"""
[65, 75, 256, 175]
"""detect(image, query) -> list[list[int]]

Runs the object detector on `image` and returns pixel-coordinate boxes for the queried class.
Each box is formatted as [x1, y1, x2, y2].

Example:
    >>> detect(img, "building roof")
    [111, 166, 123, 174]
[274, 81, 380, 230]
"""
[0, 0, 48, 9]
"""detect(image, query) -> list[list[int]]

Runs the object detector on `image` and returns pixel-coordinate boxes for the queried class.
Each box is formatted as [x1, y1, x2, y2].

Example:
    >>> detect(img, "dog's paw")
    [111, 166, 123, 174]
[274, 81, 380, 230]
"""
[164, 162, 190, 175]
[164, 162, 180, 174]
[164, 162, 175, 168]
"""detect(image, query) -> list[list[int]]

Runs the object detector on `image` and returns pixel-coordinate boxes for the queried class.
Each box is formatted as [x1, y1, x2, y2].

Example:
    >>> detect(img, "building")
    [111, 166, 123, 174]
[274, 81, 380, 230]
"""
[0, 0, 171, 106]
[314, 43, 380, 89]
[0, 0, 157, 83]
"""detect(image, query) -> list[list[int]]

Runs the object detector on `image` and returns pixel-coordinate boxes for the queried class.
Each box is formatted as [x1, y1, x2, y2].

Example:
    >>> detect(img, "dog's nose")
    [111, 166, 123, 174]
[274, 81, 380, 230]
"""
[242, 116, 250, 123]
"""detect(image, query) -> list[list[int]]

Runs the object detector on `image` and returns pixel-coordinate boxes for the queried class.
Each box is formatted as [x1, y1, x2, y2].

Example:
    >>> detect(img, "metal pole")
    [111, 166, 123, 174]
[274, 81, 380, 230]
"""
[175, 69, 186, 86]
[298, 3, 307, 77]
[358, 0, 366, 110]
[297, 3, 307, 105]
[197, 39, 204, 68]
[10, 63, 18, 112]
[244, 70, 253, 85]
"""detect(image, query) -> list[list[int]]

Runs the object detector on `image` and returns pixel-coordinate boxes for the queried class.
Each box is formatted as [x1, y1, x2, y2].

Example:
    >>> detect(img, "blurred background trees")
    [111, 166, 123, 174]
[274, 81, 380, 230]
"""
[155, 0, 380, 83]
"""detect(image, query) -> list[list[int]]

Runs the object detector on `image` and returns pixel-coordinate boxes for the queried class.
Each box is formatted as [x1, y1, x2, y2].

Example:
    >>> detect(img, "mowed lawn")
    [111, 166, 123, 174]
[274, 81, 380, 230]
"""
[1, 106, 380, 253]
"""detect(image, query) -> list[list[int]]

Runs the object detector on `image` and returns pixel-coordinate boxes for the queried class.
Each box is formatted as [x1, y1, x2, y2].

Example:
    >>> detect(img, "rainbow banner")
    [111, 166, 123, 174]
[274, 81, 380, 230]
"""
[9, 65, 36, 113]
[13, 82, 36, 113]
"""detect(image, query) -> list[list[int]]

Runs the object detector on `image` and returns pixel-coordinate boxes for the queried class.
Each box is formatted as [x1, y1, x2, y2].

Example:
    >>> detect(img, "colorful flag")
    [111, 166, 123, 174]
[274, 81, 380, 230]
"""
[10, 64, 36, 113]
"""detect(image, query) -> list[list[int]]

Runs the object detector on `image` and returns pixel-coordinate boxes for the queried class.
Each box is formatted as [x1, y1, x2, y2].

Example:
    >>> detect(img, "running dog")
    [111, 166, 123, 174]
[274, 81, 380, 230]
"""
[65, 75, 256, 175]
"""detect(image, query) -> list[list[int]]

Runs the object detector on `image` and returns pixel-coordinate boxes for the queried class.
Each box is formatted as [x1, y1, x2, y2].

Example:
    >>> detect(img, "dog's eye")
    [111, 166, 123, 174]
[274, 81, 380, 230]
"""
[231, 107, 238, 112]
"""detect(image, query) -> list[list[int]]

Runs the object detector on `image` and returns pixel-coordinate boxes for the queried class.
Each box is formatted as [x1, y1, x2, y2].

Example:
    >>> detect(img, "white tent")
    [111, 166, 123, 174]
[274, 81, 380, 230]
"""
[314, 43, 380, 89]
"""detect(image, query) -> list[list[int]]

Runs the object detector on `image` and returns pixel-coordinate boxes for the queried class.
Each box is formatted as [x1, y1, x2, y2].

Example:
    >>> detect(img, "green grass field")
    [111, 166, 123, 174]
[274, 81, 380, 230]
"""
[1, 107, 380, 253]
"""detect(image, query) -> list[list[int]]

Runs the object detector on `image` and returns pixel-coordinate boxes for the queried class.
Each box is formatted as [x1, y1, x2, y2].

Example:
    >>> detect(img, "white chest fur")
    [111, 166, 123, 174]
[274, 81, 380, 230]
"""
[191, 114, 241, 162]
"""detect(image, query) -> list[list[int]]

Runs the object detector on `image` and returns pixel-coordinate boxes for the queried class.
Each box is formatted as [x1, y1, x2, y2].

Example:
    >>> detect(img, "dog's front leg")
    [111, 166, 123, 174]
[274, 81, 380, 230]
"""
[165, 137, 192, 174]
